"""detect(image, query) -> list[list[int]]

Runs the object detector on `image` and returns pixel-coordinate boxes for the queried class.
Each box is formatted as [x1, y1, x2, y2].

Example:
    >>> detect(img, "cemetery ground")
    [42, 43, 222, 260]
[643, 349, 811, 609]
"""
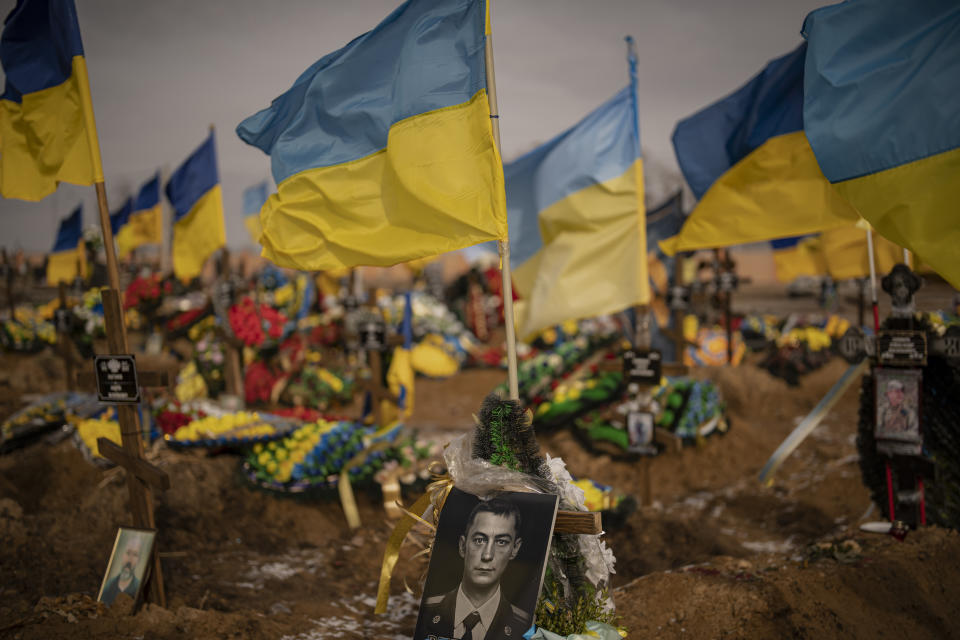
[1, 319, 959, 638]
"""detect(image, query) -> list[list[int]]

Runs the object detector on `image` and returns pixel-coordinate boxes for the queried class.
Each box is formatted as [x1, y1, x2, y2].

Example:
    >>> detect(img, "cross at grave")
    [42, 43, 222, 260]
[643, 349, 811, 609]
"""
[82, 288, 170, 607]
[211, 249, 245, 403]
[2, 248, 16, 318]
[347, 290, 405, 427]
[56, 283, 78, 392]
[660, 255, 694, 372]
[357, 324, 404, 428]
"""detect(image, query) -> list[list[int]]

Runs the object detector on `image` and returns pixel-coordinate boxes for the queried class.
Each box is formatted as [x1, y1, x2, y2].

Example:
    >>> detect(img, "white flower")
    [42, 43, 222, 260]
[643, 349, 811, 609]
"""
[580, 537, 616, 587]
[544, 454, 585, 511]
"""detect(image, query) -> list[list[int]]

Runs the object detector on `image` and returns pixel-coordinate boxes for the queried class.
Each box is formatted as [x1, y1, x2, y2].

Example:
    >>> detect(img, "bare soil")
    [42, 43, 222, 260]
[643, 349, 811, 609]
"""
[1, 334, 959, 638]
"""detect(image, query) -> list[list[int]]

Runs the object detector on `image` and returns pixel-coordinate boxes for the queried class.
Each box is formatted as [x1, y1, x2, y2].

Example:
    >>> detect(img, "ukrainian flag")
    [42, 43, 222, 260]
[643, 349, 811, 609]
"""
[770, 236, 825, 283]
[166, 132, 226, 281]
[109, 196, 133, 249]
[802, 0, 960, 288]
[770, 227, 904, 283]
[817, 226, 902, 282]
[507, 85, 647, 339]
[660, 44, 859, 256]
[46, 204, 86, 284]
[111, 174, 163, 259]
[236, 0, 506, 271]
[242, 181, 268, 244]
[0, 0, 102, 201]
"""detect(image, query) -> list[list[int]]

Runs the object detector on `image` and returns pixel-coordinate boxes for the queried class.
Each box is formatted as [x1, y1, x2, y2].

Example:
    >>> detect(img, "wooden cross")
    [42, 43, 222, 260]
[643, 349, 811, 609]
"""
[1, 248, 15, 318]
[346, 289, 405, 427]
[55, 283, 79, 392]
[95, 288, 167, 607]
[214, 248, 246, 402]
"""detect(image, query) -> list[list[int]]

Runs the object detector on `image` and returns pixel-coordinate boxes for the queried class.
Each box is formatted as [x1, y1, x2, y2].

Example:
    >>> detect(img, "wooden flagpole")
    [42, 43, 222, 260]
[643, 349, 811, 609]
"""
[75, 37, 167, 605]
[483, 21, 520, 401]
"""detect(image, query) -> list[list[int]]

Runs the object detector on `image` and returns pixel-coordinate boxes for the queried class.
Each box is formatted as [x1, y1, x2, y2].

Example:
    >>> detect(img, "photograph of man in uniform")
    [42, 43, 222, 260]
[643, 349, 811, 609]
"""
[876, 375, 920, 442]
[414, 489, 558, 640]
[97, 528, 154, 606]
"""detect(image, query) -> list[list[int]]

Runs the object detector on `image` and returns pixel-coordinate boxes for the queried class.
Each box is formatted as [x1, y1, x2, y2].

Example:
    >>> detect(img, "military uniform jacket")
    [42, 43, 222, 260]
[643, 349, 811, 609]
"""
[417, 587, 530, 640]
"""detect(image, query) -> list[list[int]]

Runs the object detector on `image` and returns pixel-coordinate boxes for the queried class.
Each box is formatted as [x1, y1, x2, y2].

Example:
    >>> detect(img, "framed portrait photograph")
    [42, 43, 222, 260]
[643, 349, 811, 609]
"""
[413, 488, 559, 640]
[97, 526, 156, 606]
[626, 411, 654, 453]
[875, 368, 922, 456]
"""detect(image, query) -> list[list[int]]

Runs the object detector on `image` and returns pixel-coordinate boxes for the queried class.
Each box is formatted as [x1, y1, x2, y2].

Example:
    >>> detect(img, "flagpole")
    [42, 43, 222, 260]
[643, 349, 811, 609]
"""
[865, 228, 880, 333]
[484, 23, 520, 401]
[76, 41, 166, 606]
[626, 36, 651, 350]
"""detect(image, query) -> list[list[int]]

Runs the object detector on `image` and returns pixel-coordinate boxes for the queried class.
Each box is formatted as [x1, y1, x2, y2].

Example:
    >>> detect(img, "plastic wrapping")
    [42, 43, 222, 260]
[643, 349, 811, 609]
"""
[441, 434, 616, 595]
[442, 433, 555, 497]
[525, 621, 623, 640]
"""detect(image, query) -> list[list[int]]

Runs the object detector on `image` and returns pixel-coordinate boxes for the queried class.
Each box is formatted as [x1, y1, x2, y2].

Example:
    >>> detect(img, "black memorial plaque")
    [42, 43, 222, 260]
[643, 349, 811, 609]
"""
[931, 326, 960, 360]
[94, 355, 140, 404]
[623, 349, 662, 385]
[718, 272, 739, 293]
[667, 285, 691, 311]
[877, 330, 927, 367]
[358, 320, 386, 351]
[54, 308, 73, 334]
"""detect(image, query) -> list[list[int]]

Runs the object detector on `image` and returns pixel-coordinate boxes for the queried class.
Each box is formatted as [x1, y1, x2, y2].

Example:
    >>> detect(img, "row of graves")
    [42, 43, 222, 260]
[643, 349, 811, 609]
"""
[3, 251, 960, 637]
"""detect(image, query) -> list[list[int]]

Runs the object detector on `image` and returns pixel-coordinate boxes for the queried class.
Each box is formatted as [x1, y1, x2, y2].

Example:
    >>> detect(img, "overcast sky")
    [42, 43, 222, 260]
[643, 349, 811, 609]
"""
[0, 0, 823, 252]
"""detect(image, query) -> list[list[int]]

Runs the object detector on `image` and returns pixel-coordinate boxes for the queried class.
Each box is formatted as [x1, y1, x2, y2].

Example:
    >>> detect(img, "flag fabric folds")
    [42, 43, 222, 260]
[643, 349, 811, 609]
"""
[166, 132, 225, 281]
[0, 0, 102, 201]
[507, 86, 647, 339]
[802, 0, 960, 288]
[110, 174, 163, 258]
[236, 0, 507, 271]
[46, 204, 86, 284]
[770, 227, 903, 283]
[242, 181, 269, 243]
[770, 236, 824, 283]
[661, 43, 859, 256]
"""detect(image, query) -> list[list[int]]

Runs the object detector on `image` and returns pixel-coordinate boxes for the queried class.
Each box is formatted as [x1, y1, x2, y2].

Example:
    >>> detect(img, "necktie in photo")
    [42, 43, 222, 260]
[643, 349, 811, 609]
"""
[461, 610, 482, 640]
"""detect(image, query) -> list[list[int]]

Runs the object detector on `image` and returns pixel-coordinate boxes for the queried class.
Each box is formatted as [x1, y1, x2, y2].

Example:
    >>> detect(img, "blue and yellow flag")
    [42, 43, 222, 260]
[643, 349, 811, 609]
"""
[661, 44, 858, 255]
[166, 132, 225, 281]
[236, 0, 506, 271]
[0, 0, 102, 201]
[802, 0, 960, 288]
[111, 174, 163, 259]
[242, 181, 268, 244]
[507, 83, 647, 339]
[770, 236, 824, 283]
[46, 204, 86, 284]
[770, 228, 904, 283]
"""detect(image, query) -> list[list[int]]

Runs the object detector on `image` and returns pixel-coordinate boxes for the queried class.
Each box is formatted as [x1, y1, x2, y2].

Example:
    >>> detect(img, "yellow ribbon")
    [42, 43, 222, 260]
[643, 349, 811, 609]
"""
[338, 439, 393, 530]
[374, 470, 454, 614]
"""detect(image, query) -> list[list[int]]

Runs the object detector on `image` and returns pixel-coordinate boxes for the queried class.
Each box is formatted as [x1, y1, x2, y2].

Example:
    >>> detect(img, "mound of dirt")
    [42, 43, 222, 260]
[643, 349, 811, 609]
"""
[1, 356, 958, 639]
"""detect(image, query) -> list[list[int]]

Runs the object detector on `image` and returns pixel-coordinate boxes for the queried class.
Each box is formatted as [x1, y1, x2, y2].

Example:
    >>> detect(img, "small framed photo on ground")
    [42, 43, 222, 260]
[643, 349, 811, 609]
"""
[413, 488, 559, 640]
[875, 368, 922, 456]
[626, 411, 655, 454]
[97, 527, 156, 606]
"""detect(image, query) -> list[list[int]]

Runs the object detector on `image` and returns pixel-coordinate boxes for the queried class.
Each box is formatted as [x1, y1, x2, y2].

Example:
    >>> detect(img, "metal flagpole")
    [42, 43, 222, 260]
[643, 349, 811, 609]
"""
[626, 35, 651, 350]
[483, 17, 520, 401]
[865, 228, 880, 333]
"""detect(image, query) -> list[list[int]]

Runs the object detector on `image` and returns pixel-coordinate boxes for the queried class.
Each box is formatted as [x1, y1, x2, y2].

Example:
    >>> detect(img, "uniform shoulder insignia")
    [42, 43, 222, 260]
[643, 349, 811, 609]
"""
[510, 603, 529, 620]
[424, 594, 445, 606]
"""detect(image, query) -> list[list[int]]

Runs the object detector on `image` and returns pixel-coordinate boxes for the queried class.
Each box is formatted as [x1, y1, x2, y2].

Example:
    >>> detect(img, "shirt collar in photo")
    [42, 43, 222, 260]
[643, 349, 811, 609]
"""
[454, 584, 501, 639]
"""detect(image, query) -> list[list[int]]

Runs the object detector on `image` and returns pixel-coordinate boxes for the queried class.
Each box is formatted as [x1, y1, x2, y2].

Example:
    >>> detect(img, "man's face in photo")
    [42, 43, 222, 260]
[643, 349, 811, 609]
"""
[887, 384, 904, 408]
[459, 511, 521, 589]
[120, 540, 142, 580]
